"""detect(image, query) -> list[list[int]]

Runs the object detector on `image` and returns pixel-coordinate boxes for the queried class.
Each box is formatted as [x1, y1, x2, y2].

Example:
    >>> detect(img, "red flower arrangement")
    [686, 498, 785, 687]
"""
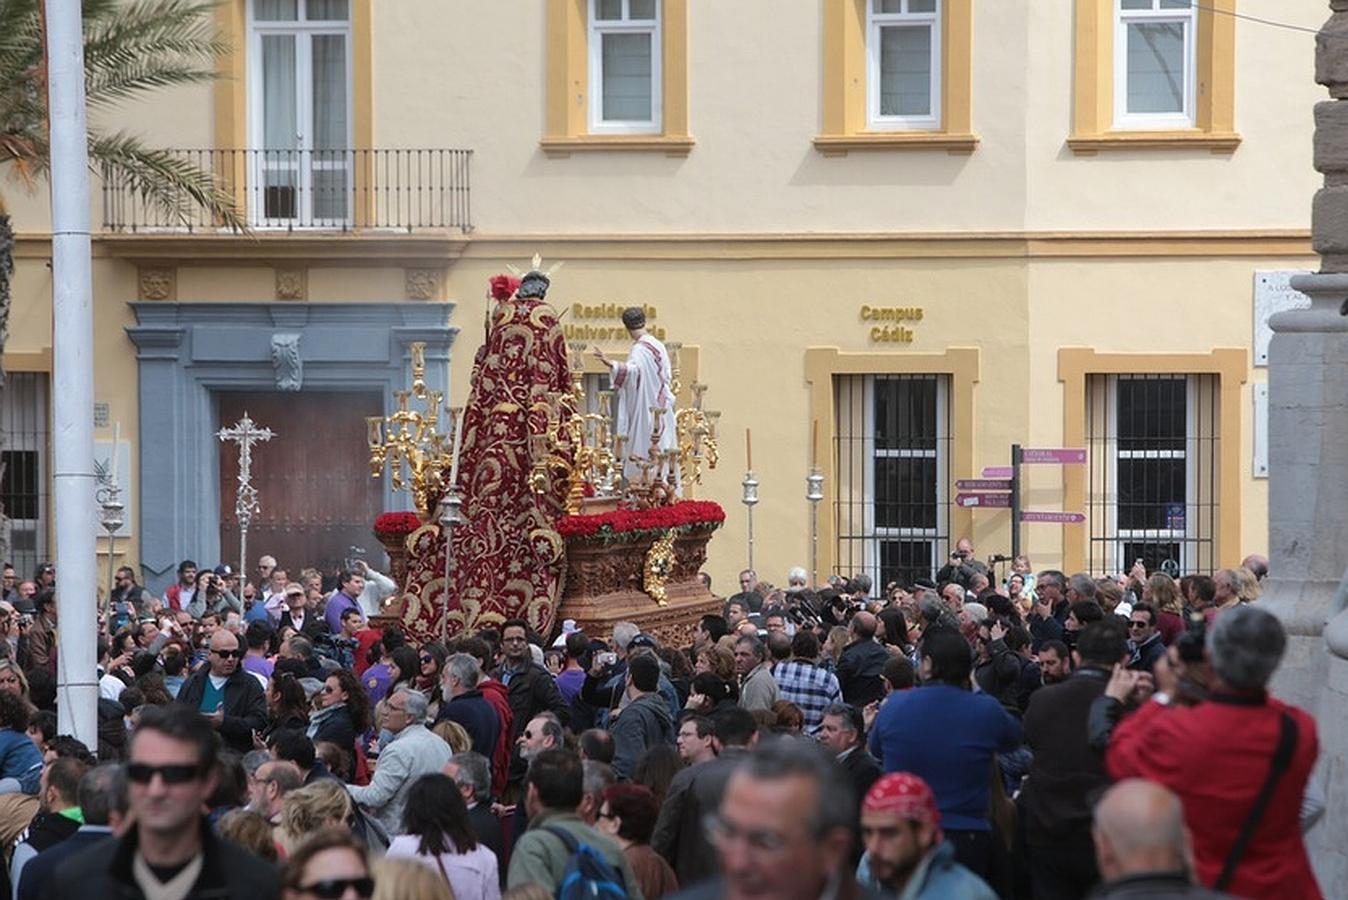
[557, 500, 726, 543]
[374, 511, 423, 539]
[489, 274, 521, 301]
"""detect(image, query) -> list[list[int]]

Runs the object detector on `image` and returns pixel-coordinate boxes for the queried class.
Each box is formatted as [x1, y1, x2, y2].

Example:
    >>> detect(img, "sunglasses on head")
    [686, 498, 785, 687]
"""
[127, 763, 200, 785]
[300, 877, 375, 900]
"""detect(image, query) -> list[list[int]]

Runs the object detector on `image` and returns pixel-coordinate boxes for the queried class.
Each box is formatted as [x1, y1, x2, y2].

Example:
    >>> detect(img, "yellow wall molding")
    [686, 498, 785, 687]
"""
[93, 233, 467, 266]
[817, 0, 975, 156]
[543, 0, 692, 157]
[1057, 347, 1248, 574]
[805, 346, 980, 578]
[1070, 0, 1239, 153]
[4, 350, 52, 372]
[456, 230, 1314, 261]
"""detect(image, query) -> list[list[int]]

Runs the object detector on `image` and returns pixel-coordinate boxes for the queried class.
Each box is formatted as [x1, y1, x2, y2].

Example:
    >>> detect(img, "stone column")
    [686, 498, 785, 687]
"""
[1262, 1, 1348, 888]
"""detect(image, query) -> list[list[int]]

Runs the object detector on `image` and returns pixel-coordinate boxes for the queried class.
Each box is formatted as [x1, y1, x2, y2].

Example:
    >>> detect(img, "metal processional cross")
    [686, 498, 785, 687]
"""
[217, 412, 275, 582]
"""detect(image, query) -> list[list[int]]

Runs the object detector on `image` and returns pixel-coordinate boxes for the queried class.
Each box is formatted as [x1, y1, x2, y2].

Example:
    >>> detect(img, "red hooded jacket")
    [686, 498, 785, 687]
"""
[1106, 692, 1321, 900]
[478, 677, 514, 800]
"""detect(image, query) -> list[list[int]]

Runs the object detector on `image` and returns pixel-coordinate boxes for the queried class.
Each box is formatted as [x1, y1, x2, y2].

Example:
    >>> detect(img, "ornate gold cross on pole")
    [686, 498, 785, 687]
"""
[217, 412, 275, 582]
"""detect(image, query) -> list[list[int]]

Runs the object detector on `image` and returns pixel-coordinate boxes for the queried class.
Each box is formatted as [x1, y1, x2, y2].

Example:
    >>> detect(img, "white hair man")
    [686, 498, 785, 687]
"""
[348, 687, 452, 836]
[437, 652, 500, 761]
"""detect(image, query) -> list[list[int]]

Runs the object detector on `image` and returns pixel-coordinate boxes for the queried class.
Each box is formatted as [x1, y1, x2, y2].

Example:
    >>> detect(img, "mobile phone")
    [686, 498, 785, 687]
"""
[598, 651, 617, 667]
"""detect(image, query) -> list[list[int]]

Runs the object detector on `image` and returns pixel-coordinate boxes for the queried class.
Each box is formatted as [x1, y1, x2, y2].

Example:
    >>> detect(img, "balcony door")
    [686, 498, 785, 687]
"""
[248, 0, 352, 228]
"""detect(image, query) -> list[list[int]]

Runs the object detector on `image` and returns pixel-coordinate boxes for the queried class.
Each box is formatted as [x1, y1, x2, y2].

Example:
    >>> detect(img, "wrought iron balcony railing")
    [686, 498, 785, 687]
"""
[101, 148, 472, 233]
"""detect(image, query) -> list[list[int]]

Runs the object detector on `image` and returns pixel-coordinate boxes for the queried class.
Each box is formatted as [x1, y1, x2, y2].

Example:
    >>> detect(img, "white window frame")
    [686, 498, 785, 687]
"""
[1105, 374, 1197, 574]
[1113, 0, 1197, 130]
[859, 374, 949, 586]
[588, 0, 663, 135]
[246, 0, 354, 229]
[866, 0, 942, 131]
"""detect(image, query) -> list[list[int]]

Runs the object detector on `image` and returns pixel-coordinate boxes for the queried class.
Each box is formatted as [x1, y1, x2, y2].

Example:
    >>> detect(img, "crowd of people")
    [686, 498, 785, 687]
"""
[0, 540, 1320, 900]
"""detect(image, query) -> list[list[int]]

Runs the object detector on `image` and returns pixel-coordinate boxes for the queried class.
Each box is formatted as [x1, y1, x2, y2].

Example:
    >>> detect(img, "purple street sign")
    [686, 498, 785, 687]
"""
[1021, 448, 1087, 465]
[957, 493, 1011, 508]
[1020, 511, 1086, 524]
[955, 479, 1012, 491]
[982, 466, 1014, 479]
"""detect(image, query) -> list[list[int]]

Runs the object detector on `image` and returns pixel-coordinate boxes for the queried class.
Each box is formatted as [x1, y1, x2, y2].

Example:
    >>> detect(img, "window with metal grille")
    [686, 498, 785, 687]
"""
[0, 373, 50, 577]
[835, 374, 950, 591]
[1085, 373, 1218, 576]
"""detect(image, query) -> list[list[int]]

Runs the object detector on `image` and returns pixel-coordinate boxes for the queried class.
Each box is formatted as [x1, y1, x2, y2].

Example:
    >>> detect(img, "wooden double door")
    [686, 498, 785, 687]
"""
[218, 390, 384, 582]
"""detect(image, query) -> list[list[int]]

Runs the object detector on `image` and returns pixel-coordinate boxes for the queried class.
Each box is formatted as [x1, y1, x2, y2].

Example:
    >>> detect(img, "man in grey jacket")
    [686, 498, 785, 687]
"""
[348, 687, 451, 836]
[610, 654, 675, 780]
[735, 635, 779, 712]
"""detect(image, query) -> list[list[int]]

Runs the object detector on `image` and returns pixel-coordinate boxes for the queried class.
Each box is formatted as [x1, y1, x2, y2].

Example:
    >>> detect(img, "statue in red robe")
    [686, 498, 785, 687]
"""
[401, 270, 574, 642]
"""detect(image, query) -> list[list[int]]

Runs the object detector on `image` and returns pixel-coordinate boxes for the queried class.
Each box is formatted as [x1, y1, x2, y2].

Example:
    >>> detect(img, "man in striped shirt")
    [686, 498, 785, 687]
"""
[772, 630, 842, 732]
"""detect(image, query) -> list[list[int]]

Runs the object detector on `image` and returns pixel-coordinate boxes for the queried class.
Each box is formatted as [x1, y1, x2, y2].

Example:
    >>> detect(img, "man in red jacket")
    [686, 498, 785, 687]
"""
[1105, 605, 1321, 899]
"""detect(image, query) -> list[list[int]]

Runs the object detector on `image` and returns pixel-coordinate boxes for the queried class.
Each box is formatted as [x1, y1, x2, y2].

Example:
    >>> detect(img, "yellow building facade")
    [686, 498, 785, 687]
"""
[2, 0, 1325, 593]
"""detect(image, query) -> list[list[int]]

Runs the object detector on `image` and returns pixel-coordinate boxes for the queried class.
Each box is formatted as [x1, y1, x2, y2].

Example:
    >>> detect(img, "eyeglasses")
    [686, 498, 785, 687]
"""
[419, 655, 433, 664]
[299, 877, 375, 900]
[322, 685, 338, 694]
[127, 763, 201, 785]
[1129, 621, 1150, 629]
[598, 809, 615, 820]
[703, 813, 788, 855]
[211, 649, 243, 659]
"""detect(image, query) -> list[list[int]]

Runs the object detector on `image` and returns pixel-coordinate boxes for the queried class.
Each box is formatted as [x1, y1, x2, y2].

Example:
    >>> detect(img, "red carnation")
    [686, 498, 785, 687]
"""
[374, 511, 423, 538]
[489, 274, 521, 301]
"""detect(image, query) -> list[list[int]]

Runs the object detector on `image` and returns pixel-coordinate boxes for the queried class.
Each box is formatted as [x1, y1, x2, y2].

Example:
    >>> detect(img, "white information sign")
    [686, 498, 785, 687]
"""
[1253, 271, 1312, 367]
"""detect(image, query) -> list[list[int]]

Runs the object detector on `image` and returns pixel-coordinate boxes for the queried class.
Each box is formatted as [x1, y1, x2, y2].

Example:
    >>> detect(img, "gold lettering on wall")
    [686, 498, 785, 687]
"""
[860, 306, 924, 343]
[564, 302, 666, 341]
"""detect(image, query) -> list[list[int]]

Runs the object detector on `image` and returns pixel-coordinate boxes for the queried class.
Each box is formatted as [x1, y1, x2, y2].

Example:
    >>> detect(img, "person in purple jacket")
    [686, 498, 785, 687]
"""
[324, 569, 366, 635]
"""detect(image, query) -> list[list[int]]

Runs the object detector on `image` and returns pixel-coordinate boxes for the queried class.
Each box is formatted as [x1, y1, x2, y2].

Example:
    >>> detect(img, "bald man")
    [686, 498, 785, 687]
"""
[837, 610, 889, 706]
[175, 629, 268, 753]
[1092, 780, 1232, 898]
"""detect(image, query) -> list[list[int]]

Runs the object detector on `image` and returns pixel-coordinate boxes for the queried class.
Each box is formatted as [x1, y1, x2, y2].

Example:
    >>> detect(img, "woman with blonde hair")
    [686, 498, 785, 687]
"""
[820, 626, 850, 673]
[279, 779, 353, 854]
[371, 857, 453, 900]
[1235, 567, 1262, 604]
[1144, 572, 1185, 645]
[430, 719, 472, 754]
[0, 662, 29, 703]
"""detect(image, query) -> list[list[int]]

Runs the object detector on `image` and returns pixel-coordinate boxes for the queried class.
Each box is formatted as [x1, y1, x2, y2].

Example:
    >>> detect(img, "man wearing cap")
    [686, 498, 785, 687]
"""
[275, 582, 326, 641]
[857, 773, 997, 898]
[593, 307, 679, 488]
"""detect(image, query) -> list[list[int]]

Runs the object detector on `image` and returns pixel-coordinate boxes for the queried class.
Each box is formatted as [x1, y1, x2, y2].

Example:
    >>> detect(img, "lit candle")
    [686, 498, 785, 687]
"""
[447, 406, 466, 490]
[109, 421, 120, 486]
[746, 427, 752, 471]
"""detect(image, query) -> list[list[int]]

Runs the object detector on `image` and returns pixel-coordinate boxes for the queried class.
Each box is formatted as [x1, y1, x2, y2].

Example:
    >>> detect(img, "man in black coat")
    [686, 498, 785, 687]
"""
[49, 705, 279, 898]
[652, 706, 757, 886]
[1021, 617, 1130, 900]
[174, 630, 268, 754]
[493, 619, 569, 784]
[436, 652, 501, 761]
[835, 612, 889, 706]
[17, 761, 127, 900]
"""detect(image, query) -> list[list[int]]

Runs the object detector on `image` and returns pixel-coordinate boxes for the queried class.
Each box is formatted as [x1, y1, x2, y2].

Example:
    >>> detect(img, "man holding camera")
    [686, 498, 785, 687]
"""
[936, 538, 988, 589]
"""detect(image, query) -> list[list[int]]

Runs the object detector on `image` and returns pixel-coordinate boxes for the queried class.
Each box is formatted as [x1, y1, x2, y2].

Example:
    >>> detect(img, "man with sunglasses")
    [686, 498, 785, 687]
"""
[1, 564, 17, 605]
[173, 631, 268, 754]
[1126, 603, 1166, 675]
[50, 705, 280, 898]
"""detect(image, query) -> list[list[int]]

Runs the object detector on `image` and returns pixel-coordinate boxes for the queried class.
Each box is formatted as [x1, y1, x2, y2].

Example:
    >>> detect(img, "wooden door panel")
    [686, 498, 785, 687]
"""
[219, 391, 384, 579]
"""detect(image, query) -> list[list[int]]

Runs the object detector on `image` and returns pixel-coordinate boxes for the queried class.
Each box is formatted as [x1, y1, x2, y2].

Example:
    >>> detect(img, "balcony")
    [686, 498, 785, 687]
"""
[101, 148, 473, 234]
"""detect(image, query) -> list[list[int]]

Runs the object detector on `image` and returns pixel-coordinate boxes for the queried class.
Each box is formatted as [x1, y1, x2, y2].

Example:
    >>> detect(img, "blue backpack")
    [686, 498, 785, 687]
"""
[542, 825, 629, 900]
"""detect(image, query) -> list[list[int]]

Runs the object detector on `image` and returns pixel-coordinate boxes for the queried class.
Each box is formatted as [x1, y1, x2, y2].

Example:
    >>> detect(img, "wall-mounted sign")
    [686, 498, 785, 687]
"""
[563, 303, 666, 341]
[860, 306, 924, 344]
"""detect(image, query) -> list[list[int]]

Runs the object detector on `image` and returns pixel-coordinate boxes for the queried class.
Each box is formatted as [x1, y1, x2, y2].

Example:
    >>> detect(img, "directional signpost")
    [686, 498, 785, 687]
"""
[1020, 510, 1086, 524]
[960, 445, 1087, 560]
[957, 492, 1010, 508]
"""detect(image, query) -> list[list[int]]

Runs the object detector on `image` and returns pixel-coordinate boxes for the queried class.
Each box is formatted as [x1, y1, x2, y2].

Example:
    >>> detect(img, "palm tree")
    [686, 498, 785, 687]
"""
[0, 0, 244, 560]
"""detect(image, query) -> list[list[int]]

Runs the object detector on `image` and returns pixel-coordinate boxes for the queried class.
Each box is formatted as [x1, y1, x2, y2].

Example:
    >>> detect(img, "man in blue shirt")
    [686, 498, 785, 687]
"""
[323, 569, 366, 634]
[869, 628, 1021, 891]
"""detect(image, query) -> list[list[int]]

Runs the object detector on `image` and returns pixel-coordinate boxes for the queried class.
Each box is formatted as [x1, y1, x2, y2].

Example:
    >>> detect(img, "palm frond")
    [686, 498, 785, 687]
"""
[86, 58, 221, 109]
[90, 131, 244, 231]
[82, 0, 224, 68]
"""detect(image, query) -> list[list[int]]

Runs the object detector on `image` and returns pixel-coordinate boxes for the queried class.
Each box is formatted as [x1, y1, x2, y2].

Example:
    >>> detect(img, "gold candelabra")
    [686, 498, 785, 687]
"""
[527, 339, 721, 511]
[366, 342, 459, 520]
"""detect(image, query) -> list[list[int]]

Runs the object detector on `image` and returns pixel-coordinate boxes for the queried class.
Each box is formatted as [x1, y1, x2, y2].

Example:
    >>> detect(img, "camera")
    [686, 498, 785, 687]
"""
[597, 651, 618, 668]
